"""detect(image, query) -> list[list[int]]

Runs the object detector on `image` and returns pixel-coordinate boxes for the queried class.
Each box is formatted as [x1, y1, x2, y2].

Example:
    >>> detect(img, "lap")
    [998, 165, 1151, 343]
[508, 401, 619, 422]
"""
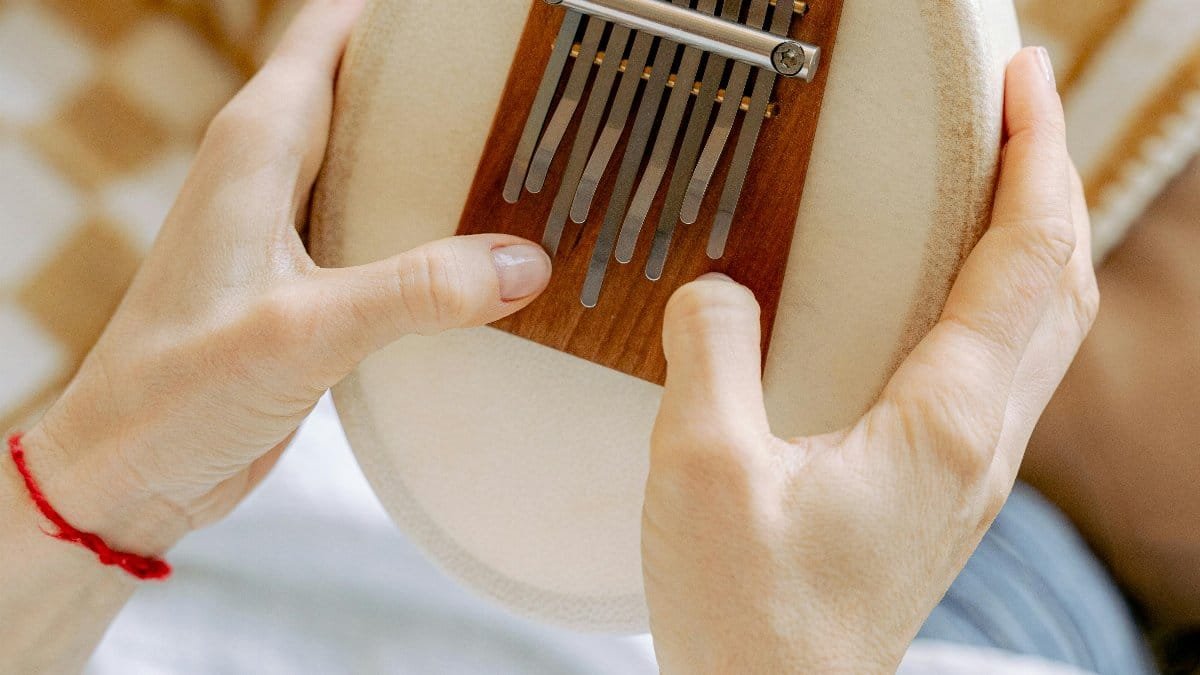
[919, 483, 1156, 675]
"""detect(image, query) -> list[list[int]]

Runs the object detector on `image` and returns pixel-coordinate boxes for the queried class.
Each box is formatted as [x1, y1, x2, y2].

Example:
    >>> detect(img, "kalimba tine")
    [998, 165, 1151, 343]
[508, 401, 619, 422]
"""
[452, 0, 843, 384]
[311, 0, 1021, 631]
[505, 0, 820, 306]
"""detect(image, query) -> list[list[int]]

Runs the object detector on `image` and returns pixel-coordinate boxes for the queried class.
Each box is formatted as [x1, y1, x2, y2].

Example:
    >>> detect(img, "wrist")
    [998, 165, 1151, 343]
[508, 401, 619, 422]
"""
[11, 421, 189, 560]
[654, 612, 899, 675]
[731, 635, 896, 675]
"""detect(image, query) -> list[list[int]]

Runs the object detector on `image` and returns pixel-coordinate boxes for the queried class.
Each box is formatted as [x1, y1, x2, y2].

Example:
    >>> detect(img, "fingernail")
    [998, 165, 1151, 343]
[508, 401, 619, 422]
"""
[698, 272, 735, 283]
[1035, 47, 1056, 88]
[493, 244, 551, 301]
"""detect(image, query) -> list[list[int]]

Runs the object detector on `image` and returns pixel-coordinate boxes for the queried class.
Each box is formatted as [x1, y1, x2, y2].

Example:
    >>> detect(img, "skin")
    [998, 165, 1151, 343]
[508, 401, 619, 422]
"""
[0, 1, 1096, 672]
[642, 48, 1096, 672]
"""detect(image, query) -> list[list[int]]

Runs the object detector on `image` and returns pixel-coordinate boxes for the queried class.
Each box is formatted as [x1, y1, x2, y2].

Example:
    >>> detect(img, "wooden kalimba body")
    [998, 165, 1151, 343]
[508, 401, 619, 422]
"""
[311, 0, 1021, 631]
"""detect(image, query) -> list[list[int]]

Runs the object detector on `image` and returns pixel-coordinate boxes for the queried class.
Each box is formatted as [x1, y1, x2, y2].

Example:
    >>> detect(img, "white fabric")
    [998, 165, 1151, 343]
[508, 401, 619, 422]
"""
[314, 0, 1021, 630]
[899, 642, 1098, 675]
[88, 399, 1093, 675]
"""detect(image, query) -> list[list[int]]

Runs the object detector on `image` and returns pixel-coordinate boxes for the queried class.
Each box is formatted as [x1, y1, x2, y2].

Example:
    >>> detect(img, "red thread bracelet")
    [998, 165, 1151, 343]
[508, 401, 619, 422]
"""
[6, 433, 171, 580]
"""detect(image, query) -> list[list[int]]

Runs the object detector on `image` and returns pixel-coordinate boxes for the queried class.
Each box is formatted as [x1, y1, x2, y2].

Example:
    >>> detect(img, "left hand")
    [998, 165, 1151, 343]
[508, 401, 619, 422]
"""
[641, 47, 1099, 673]
[17, 0, 552, 555]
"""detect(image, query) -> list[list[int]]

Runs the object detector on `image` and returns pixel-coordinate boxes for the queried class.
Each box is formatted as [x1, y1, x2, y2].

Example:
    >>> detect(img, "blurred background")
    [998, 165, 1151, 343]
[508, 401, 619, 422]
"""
[0, 0, 1197, 672]
[0, 0, 303, 431]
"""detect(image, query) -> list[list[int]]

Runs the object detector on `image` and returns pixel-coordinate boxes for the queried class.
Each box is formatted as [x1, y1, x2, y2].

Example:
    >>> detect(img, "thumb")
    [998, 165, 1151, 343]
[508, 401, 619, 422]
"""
[653, 274, 772, 459]
[314, 234, 551, 365]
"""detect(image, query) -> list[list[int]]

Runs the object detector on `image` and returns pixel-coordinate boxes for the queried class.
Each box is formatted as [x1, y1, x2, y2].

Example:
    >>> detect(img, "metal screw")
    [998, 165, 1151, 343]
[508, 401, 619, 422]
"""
[772, 42, 807, 77]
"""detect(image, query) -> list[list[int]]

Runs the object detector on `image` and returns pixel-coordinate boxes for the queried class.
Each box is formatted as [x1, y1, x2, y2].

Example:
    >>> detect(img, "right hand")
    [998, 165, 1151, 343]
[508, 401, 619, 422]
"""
[641, 47, 1098, 673]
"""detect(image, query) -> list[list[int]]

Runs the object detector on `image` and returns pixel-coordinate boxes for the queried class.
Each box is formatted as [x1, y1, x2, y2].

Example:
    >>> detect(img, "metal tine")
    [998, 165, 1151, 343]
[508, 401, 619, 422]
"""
[644, 0, 744, 281]
[504, 11, 584, 203]
[570, 30, 656, 224]
[579, 0, 688, 307]
[544, 24, 634, 254]
[614, 0, 720, 264]
[709, 0, 795, 258]
[525, 18, 607, 195]
[680, 0, 771, 224]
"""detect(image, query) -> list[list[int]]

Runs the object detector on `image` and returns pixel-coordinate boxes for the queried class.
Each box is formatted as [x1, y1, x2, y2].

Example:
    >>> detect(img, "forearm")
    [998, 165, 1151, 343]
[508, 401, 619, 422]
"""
[0, 425, 184, 673]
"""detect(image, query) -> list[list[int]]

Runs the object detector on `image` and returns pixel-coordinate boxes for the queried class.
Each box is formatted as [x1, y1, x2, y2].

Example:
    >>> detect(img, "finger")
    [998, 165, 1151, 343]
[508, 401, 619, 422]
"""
[265, 0, 366, 82]
[883, 47, 1075, 462]
[198, 0, 365, 198]
[991, 163, 1099, 485]
[309, 234, 551, 371]
[652, 274, 772, 462]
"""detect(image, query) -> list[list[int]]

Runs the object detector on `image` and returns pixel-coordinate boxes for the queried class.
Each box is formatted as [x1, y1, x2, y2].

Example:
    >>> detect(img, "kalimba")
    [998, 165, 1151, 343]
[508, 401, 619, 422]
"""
[311, 0, 1021, 630]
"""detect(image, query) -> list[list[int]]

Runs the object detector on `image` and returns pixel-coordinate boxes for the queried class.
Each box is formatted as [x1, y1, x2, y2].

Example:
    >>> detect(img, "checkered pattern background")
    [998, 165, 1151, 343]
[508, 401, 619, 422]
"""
[0, 0, 1197, 431]
[1017, 0, 1128, 85]
[0, 0, 299, 431]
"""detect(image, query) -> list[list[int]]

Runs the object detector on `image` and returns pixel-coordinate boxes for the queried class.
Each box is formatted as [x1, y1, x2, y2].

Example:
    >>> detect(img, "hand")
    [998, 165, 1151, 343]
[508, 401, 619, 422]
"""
[17, 0, 551, 555]
[641, 47, 1097, 673]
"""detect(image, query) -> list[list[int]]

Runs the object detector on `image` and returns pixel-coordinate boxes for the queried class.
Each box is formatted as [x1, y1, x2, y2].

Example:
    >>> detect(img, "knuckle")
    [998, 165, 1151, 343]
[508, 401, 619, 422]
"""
[227, 288, 321, 368]
[204, 100, 261, 146]
[1070, 271, 1101, 334]
[1041, 253, 1101, 341]
[944, 434, 996, 484]
[257, 290, 319, 348]
[203, 95, 305, 162]
[889, 383, 997, 482]
[978, 477, 1014, 533]
[1019, 213, 1078, 273]
[397, 247, 470, 335]
[652, 422, 767, 495]
[985, 489, 1007, 523]
[1011, 116, 1067, 153]
[1029, 115, 1068, 146]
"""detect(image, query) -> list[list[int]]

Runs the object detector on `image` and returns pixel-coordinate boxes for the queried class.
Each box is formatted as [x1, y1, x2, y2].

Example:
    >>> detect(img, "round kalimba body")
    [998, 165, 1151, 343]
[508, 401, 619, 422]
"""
[311, 0, 1021, 631]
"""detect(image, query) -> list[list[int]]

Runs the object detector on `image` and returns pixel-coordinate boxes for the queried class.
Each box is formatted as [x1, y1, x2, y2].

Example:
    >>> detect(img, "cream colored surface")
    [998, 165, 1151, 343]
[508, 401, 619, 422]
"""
[312, 0, 1020, 631]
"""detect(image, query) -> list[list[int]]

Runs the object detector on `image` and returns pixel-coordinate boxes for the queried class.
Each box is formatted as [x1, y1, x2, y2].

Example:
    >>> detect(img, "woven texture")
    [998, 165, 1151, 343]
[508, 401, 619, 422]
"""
[1, 0, 1198, 429]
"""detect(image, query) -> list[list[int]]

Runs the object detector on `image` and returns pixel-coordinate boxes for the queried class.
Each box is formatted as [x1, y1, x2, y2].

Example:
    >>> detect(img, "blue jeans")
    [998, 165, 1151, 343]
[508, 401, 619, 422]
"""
[919, 483, 1157, 674]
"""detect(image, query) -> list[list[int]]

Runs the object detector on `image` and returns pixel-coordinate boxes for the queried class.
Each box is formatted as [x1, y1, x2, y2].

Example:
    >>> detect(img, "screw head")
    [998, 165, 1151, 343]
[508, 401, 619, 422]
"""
[772, 42, 807, 76]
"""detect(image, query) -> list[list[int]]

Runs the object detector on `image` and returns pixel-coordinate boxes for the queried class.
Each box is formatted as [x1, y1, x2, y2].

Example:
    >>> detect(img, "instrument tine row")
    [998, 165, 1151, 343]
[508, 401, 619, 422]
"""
[507, 0, 802, 305]
[709, 0, 796, 259]
[570, 30, 656, 225]
[681, 0, 773, 225]
[615, 0, 720, 265]
[644, 0, 746, 281]
[581, 0, 690, 307]
[525, 17, 607, 196]
[503, 11, 584, 204]
[544, 24, 633, 254]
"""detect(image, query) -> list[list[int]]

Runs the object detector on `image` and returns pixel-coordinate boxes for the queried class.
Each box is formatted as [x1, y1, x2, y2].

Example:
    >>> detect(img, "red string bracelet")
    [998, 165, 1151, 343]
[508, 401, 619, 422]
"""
[6, 433, 171, 581]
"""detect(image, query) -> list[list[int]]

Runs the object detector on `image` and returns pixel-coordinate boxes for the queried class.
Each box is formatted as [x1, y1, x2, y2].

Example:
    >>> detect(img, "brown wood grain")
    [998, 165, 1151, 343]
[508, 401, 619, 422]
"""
[457, 0, 844, 384]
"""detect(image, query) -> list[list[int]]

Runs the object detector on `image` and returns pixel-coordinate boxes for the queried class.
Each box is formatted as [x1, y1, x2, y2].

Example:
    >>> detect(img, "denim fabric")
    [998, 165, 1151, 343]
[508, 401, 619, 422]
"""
[919, 483, 1157, 674]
